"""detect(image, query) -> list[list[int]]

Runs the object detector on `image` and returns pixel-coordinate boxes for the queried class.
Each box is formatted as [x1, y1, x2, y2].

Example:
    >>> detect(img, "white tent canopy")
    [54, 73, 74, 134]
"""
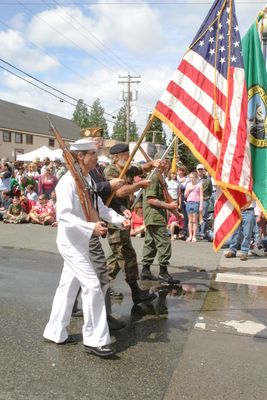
[50, 148, 64, 161]
[17, 146, 54, 162]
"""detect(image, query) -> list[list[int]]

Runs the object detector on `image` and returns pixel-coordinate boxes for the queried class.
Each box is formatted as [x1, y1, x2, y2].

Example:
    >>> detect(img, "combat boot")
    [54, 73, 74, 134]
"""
[140, 265, 158, 281]
[158, 267, 180, 284]
[129, 281, 157, 304]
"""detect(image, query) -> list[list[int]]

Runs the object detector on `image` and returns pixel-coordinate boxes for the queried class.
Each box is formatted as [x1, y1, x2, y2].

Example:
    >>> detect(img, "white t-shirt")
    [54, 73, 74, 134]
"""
[166, 179, 180, 200]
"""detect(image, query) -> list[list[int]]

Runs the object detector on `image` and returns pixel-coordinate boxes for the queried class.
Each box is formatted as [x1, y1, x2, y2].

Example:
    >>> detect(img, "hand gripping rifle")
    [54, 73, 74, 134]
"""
[47, 117, 99, 223]
[138, 145, 183, 221]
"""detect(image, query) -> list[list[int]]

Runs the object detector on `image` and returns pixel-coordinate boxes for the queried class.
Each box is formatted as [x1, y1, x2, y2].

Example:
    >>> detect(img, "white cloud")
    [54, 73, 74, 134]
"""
[26, 4, 165, 56]
[0, 29, 58, 73]
[8, 12, 27, 31]
[92, 3, 165, 54]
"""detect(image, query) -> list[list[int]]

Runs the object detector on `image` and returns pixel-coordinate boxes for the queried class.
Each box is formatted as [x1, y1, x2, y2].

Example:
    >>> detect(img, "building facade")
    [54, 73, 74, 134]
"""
[0, 99, 81, 161]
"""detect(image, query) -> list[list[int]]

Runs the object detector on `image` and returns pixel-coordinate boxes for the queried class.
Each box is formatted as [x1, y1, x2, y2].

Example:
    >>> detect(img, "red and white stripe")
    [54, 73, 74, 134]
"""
[155, 49, 252, 250]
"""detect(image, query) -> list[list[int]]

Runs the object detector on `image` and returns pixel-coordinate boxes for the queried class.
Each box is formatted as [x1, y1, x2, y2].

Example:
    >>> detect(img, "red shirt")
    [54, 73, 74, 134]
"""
[131, 211, 144, 230]
[34, 201, 55, 218]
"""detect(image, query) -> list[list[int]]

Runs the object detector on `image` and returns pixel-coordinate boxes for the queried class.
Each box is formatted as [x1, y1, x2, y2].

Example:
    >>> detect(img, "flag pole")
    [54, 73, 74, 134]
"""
[105, 114, 156, 206]
[131, 136, 176, 209]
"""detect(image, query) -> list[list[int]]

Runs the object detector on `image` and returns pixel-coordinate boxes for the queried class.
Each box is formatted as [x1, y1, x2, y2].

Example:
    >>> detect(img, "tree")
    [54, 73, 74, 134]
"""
[166, 134, 197, 171]
[72, 99, 89, 129]
[178, 140, 198, 171]
[112, 104, 138, 142]
[87, 98, 109, 139]
[146, 116, 166, 144]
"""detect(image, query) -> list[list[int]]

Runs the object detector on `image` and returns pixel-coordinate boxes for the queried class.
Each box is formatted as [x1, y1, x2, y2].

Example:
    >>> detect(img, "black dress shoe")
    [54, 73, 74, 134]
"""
[107, 315, 127, 331]
[158, 271, 180, 284]
[132, 290, 157, 304]
[84, 344, 115, 357]
[44, 336, 78, 345]
[110, 289, 124, 300]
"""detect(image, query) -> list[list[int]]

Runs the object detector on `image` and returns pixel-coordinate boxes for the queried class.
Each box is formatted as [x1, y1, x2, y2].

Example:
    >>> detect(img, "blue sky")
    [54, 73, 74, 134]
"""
[0, 1, 265, 135]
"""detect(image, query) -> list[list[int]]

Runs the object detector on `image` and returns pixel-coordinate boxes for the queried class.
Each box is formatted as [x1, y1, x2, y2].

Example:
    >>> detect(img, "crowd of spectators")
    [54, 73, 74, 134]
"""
[0, 156, 65, 226]
[0, 154, 266, 259]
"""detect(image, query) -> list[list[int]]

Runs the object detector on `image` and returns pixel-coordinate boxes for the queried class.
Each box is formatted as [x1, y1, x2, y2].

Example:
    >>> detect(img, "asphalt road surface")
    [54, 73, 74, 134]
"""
[1, 224, 267, 400]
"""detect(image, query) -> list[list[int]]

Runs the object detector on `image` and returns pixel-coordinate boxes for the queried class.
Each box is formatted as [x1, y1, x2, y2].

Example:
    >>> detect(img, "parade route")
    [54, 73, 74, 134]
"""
[1, 224, 267, 400]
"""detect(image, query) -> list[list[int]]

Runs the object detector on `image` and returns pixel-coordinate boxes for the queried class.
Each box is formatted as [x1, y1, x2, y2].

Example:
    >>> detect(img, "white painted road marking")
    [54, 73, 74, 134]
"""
[216, 273, 267, 287]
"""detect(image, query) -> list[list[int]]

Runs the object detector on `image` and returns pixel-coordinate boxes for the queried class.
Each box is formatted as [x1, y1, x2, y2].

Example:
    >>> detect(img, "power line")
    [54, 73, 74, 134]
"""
[34, 0, 160, 100]
[15, 0, 120, 75]
[0, 2, 263, 5]
[0, 63, 116, 123]
[14, 0, 161, 102]
[0, 17, 122, 101]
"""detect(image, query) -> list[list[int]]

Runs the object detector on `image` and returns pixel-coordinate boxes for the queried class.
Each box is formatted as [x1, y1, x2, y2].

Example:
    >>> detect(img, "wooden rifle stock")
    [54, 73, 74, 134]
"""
[139, 146, 182, 220]
[47, 117, 99, 223]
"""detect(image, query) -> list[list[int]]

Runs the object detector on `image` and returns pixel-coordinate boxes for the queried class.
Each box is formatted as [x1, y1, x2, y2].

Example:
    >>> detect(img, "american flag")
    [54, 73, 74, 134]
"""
[154, 0, 252, 251]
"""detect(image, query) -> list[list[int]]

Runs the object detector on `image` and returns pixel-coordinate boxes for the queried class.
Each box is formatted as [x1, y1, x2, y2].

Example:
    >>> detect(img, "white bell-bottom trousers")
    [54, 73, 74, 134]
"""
[43, 243, 110, 347]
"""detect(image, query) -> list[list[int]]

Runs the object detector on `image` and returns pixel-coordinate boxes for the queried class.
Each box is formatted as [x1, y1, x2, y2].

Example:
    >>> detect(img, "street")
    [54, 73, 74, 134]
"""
[1, 224, 267, 400]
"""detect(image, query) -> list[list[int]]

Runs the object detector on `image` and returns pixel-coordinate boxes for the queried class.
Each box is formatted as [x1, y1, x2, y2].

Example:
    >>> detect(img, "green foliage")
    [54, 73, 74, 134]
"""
[166, 134, 198, 171]
[178, 141, 198, 171]
[146, 116, 166, 144]
[72, 99, 89, 129]
[112, 104, 138, 142]
[87, 98, 109, 139]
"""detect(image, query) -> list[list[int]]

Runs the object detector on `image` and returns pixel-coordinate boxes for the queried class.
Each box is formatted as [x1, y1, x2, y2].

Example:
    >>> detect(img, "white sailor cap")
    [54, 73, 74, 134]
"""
[70, 138, 97, 152]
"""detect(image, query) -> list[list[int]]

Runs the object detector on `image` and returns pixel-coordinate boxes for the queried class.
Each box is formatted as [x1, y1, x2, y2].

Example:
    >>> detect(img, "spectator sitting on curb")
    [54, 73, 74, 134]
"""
[0, 190, 12, 220]
[28, 194, 55, 225]
[3, 196, 28, 224]
[20, 194, 35, 216]
[26, 184, 38, 203]
[48, 190, 58, 227]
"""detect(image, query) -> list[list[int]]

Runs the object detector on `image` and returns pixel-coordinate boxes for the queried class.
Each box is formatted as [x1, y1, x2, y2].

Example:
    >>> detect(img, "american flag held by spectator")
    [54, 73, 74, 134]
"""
[154, 0, 252, 251]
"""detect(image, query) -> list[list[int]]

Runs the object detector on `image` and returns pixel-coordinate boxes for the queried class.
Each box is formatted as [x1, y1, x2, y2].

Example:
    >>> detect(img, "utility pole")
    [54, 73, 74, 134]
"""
[118, 73, 141, 143]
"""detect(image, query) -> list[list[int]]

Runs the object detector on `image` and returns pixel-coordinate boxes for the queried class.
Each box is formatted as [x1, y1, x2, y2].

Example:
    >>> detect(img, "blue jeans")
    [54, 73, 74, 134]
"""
[229, 208, 255, 255]
[200, 199, 210, 237]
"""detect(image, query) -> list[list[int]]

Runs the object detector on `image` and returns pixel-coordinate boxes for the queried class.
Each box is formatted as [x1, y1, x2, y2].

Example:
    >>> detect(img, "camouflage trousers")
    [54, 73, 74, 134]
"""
[107, 228, 139, 284]
[142, 225, 171, 268]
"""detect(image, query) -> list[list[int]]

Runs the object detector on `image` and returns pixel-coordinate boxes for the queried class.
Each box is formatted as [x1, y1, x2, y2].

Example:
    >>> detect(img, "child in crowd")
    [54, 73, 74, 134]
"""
[0, 190, 12, 220]
[184, 171, 203, 242]
[3, 196, 28, 224]
[20, 195, 35, 215]
[166, 170, 180, 203]
[168, 212, 184, 240]
[130, 201, 146, 237]
[26, 184, 38, 203]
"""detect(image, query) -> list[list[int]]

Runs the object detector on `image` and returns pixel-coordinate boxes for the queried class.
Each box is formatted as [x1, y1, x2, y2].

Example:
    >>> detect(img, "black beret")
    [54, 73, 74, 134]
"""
[110, 143, 129, 155]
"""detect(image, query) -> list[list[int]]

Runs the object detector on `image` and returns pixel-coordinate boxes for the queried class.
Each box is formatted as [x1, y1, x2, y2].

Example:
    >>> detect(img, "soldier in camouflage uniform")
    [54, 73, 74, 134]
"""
[140, 152, 180, 284]
[104, 143, 160, 304]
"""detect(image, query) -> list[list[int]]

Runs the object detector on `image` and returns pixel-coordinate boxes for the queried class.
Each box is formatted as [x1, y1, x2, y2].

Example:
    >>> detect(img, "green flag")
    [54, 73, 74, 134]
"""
[242, 18, 267, 217]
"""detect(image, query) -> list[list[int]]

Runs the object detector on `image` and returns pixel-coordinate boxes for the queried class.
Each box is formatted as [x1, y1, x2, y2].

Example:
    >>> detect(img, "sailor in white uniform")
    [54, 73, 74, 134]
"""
[43, 138, 129, 357]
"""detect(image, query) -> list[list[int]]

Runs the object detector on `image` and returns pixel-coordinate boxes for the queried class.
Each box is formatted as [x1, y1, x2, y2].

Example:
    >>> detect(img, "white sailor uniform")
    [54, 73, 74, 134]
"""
[43, 171, 125, 346]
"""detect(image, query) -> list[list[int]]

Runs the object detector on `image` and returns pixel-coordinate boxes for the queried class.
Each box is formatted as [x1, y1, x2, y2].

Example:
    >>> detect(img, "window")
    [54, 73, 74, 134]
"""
[15, 149, 24, 159]
[49, 138, 55, 147]
[15, 133, 23, 144]
[3, 130, 11, 142]
[26, 134, 33, 145]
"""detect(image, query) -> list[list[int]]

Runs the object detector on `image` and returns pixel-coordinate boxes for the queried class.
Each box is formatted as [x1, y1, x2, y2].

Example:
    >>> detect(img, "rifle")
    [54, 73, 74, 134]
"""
[47, 117, 99, 223]
[138, 145, 183, 221]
